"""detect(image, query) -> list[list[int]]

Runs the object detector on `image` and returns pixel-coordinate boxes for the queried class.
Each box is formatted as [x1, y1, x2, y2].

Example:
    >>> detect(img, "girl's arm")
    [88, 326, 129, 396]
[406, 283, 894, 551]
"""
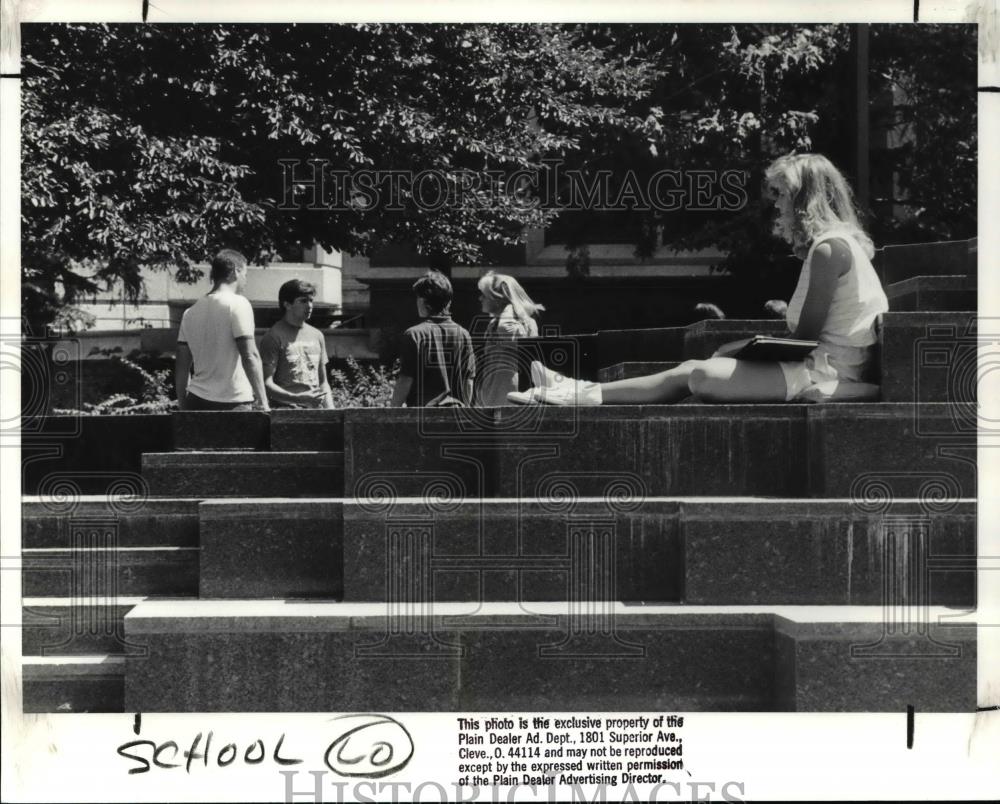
[792, 238, 852, 340]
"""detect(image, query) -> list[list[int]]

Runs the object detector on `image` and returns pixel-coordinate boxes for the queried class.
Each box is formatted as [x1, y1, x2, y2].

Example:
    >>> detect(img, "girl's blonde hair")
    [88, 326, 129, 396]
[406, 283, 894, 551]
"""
[477, 271, 545, 324]
[764, 154, 875, 258]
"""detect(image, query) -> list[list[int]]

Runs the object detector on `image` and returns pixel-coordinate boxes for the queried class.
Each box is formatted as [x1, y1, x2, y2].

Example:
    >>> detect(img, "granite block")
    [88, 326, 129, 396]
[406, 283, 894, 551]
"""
[681, 500, 976, 605]
[120, 602, 978, 712]
[683, 320, 788, 360]
[806, 404, 977, 498]
[143, 452, 344, 497]
[127, 632, 462, 711]
[22, 548, 198, 597]
[172, 411, 270, 451]
[597, 362, 679, 382]
[22, 498, 201, 548]
[23, 657, 125, 713]
[459, 613, 775, 711]
[773, 617, 976, 712]
[23, 415, 172, 496]
[879, 312, 979, 405]
[493, 405, 809, 498]
[199, 500, 343, 598]
[876, 239, 975, 286]
[597, 327, 686, 367]
[342, 500, 681, 603]
[344, 409, 497, 499]
[124, 603, 461, 711]
[270, 409, 345, 451]
[886, 275, 976, 313]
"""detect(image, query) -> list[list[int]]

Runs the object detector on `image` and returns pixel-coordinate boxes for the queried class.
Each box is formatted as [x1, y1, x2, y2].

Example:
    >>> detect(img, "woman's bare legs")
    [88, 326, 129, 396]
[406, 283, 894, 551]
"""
[687, 358, 788, 402]
[600, 361, 699, 403]
[597, 358, 788, 404]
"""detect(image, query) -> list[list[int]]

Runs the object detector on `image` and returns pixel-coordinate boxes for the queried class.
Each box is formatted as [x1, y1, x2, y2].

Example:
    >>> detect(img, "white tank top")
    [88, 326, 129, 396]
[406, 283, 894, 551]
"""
[786, 229, 888, 348]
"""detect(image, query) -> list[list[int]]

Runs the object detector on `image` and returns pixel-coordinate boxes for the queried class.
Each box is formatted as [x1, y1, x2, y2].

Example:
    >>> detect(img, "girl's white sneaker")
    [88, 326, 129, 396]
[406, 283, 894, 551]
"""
[507, 381, 603, 406]
[529, 361, 565, 389]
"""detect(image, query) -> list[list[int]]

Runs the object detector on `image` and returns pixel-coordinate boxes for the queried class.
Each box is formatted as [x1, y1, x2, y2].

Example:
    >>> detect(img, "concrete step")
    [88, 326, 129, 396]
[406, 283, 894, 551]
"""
[342, 498, 974, 606]
[23, 414, 172, 497]
[343, 498, 683, 604]
[22, 547, 199, 597]
[22, 597, 153, 656]
[199, 500, 342, 598]
[142, 451, 344, 497]
[879, 312, 979, 407]
[23, 655, 125, 713]
[347, 404, 973, 498]
[270, 409, 345, 451]
[806, 403, 975, 497]
[22, 498, 200, 548]
[122, 601, 976, 712]
[679, 499, 975, 606]
[172, 411, 270, 451]
[173, 410, 347, 452]
[33, 497, 967, 607]
[345, 404, 811, 499]
[875, 238, 976, 286]
[886, 275, 976, 312]
[343, 497, 974, 606]
[597, 362, 679, 382]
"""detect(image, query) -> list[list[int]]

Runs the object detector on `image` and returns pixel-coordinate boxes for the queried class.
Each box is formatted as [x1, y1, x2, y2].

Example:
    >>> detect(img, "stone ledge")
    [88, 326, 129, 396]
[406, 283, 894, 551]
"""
[22, 597, 151, 657]
[143, 451, 344, 498]
[172, 411, 270, 451]
[270, 409, 345, 451]
[22, 547, 199, 597]
[680, 500, 976, 606]
[22, 498, 201, 548]
[121, 602, 978, 712]
[23, 655, 126, 713]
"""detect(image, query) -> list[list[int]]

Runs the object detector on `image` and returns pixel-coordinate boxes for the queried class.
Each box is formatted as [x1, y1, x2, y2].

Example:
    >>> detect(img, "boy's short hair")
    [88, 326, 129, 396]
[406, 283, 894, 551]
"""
[412, 270, 453, 314]
[278, 279, 318, 311]
[209, 249, 248, 284]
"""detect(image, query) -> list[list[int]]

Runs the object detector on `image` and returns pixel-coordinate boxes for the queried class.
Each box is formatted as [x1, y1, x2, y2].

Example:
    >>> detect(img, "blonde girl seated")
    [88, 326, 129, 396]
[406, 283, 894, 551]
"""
[509, 153, 888, 406]
[475, 271, 545, 406]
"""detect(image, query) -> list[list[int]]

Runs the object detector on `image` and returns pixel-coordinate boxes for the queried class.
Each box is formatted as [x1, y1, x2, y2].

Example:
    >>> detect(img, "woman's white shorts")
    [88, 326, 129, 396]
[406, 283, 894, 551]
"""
[778, 343, 875, 402]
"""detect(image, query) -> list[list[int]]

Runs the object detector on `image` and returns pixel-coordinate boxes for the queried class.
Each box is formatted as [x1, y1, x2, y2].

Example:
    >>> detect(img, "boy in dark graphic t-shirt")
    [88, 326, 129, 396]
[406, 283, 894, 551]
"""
[259, 279, 333, 409]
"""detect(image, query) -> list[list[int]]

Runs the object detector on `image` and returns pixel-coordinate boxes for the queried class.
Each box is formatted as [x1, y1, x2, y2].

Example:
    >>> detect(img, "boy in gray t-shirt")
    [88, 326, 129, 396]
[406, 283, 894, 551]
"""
[259, 279, 333, 409]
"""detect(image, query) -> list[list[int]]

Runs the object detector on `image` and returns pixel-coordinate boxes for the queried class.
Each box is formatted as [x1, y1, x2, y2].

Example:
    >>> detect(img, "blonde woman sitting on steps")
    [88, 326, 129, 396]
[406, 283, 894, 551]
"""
[475, 271, 544, 407]
[509, 153, 888, 406]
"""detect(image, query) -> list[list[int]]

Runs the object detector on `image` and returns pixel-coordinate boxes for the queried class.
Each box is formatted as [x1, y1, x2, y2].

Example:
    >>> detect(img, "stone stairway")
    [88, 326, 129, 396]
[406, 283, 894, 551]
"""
[22, 267, 978, 713]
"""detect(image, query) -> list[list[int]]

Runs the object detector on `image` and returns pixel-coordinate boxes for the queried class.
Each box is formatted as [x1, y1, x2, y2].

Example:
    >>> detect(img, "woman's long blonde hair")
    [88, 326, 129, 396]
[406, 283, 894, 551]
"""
[764, 154, 875, 258]
[478, 271, 545, 325]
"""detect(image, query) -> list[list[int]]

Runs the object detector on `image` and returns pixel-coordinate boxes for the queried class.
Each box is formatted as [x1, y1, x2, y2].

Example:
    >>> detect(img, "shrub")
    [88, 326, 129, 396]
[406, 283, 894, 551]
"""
[53, 352, 177, 415]
[328, 358, 398, 408]
[53, 353, 398, 414]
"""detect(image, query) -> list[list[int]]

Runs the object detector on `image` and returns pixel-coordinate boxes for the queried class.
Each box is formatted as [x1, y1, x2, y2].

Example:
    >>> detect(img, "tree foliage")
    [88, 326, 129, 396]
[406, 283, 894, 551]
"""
[21, 23, 654, 334]
[21, 23, 976, 334]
